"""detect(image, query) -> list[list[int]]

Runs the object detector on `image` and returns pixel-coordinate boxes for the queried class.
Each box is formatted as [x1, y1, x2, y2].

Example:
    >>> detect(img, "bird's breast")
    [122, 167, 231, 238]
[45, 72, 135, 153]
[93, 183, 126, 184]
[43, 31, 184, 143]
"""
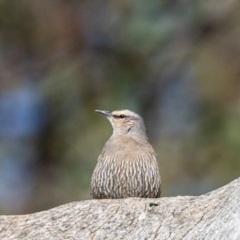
[91, 150, 161, 198]
[102, 134, 155, 157]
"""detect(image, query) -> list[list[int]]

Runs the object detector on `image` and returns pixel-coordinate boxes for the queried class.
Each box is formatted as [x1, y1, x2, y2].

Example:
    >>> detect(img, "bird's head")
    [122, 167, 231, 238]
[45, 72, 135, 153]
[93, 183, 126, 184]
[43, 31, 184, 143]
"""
[95, 109, 147, 137]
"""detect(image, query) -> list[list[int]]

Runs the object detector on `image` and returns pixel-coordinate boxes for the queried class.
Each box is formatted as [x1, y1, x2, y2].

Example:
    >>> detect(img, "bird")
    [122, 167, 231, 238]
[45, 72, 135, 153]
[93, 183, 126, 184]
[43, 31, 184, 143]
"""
[91, 109, 161, 199]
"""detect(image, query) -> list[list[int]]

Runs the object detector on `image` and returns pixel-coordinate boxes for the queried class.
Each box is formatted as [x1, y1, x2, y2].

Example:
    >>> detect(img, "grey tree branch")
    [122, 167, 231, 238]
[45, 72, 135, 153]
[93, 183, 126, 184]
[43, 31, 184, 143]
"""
[0, 177, 239, 240]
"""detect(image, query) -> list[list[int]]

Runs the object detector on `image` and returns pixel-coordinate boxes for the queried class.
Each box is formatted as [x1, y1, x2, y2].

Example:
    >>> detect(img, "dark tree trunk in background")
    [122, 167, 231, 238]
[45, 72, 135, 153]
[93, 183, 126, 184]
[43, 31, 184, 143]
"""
[0, 178, 239, 239]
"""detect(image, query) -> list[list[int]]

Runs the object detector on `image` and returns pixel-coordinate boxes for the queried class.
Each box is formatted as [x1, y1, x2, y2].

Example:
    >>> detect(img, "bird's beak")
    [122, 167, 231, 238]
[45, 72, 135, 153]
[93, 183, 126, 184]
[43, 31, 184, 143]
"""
[95, 109, 112, 117]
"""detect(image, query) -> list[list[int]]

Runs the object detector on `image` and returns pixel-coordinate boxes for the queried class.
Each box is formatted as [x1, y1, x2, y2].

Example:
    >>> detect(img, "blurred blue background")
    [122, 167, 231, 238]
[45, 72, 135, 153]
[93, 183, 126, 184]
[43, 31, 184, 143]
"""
[0, 0, 240, 214]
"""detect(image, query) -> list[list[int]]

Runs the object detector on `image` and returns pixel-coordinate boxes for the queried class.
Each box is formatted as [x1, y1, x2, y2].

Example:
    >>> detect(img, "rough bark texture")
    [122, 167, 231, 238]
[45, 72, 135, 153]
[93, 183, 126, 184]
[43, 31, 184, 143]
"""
[0, 178, 239, 240]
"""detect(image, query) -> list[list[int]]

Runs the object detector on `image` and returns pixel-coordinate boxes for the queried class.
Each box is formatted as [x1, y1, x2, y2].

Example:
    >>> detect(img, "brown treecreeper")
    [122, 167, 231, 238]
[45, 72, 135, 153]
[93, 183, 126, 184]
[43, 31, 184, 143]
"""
[91, 109, 161, 199]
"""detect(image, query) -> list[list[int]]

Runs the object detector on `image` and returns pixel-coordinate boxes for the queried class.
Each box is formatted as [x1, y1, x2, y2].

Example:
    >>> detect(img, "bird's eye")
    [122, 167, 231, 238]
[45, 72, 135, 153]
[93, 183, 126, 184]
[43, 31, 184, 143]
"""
[113, 114, 126, 119]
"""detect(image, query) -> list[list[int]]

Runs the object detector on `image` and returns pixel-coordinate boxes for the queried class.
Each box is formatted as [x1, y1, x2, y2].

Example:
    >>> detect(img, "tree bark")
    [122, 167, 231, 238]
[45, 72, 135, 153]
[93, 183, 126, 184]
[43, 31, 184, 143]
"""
[0, 177, 239, 240]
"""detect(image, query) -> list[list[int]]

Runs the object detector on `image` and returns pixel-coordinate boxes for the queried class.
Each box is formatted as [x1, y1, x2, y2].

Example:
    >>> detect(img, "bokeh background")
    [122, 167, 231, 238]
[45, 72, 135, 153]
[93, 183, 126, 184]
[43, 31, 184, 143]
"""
[0, 0, 240, 215]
